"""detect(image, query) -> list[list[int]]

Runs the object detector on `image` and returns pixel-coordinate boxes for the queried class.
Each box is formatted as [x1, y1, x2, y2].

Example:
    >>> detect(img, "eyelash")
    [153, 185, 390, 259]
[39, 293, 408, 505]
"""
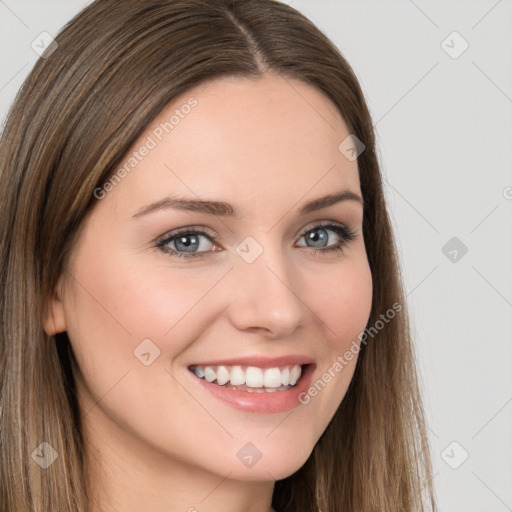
[156, 222, 357, 260]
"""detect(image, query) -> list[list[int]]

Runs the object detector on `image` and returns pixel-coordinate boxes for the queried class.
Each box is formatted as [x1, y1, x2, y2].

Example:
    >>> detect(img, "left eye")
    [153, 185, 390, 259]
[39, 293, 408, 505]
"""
[157, 223, 356, 260]
[295, 224, 353, 251]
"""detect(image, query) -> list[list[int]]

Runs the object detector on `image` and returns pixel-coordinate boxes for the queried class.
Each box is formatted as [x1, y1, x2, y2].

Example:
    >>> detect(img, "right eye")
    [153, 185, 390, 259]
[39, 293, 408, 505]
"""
[156, 227, 220, 260]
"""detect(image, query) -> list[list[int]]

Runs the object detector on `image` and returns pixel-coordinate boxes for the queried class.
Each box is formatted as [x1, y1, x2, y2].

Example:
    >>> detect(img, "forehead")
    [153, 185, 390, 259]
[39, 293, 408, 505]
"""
[103, 73, 361, 218]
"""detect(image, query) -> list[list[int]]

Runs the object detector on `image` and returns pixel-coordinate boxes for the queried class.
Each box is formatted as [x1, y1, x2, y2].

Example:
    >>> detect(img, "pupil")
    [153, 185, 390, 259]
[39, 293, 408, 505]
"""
[308, 229, 327, 247]
[177, 235, 198, 251]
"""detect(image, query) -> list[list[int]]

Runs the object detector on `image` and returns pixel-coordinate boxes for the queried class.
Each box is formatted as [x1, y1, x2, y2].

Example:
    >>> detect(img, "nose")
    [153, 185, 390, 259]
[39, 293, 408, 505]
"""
[225, 243, 306, 338]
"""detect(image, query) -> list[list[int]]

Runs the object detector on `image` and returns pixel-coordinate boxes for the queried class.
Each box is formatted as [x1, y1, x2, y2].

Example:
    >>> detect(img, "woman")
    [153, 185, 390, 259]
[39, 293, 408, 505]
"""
[0, 0, 437, 511]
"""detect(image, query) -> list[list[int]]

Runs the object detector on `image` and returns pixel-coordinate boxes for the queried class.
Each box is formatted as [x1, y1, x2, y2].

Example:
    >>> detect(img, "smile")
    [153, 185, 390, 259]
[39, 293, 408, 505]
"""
[186, 355, 316, 413]
[188, 364, 303, 392]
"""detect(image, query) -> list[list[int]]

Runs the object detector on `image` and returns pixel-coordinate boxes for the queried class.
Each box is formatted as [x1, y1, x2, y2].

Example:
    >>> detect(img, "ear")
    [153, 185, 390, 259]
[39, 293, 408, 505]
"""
[43, 277, 67, 336]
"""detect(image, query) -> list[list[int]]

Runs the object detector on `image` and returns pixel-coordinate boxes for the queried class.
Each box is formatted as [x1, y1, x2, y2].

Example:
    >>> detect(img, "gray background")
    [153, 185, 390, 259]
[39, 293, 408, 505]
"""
[1, 1, 511, 510]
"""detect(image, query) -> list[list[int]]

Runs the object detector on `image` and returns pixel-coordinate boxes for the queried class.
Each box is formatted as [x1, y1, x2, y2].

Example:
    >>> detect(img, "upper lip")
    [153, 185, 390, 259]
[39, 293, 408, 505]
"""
[188, 354, 315, 369]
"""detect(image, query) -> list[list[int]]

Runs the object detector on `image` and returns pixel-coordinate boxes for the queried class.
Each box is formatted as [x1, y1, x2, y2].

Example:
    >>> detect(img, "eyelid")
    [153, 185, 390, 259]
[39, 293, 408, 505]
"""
[156, 220, 353, 243]
[299, 220, 346, 236]
[155, 225, 218, 245]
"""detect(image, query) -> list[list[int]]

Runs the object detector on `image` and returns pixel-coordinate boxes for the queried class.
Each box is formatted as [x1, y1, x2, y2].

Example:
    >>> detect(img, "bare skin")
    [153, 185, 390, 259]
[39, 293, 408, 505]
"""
[44, 73, 372, 512]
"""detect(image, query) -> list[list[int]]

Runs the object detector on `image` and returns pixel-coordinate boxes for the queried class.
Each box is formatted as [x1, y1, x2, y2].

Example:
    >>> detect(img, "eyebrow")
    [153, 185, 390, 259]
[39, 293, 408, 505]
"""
[131, 189, 363, 220]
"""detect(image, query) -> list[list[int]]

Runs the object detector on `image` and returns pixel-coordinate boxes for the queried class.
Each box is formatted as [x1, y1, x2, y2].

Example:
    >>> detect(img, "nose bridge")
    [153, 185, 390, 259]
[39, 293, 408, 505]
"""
[227, 234, 305, 336]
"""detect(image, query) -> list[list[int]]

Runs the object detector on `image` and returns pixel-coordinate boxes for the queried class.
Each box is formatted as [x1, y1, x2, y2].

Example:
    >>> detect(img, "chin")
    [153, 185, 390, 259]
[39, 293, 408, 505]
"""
[220, 436, 316, 482]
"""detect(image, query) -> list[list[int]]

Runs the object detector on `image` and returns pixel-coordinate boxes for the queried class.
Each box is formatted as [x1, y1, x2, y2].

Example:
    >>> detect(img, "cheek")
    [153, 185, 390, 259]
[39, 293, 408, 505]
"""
[297, 257, 372, 427]
[61, 245, 234, 399]
[311, 256, 373, 350]
[65, 251, 220, 348]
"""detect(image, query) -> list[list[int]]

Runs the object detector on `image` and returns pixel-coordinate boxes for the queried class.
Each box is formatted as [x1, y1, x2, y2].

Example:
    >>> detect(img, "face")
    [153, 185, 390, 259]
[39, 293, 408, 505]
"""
[45, 73, 372, 482]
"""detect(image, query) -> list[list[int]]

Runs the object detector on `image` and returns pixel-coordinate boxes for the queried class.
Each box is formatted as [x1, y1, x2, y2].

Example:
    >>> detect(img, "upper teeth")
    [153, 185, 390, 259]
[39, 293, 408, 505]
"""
[191, 364, 303, 388]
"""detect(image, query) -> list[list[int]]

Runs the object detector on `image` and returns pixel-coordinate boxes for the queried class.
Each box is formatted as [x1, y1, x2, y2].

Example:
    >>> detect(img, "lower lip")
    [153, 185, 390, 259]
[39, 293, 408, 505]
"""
[188, 364, 316, 413]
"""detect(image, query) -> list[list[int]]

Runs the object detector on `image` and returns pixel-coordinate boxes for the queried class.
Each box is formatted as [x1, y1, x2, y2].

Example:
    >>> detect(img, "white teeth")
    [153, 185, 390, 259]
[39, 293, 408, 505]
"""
[204, 366, 216, 383]
[246, 387, 265, 393]
[230, 366, 245, 386]
[190, 363, 304, 389]
[289, 365, 301, 386]
[263, 368, 282, 388]
[216, 365, 230, 385]
[245, 367, 264, 387]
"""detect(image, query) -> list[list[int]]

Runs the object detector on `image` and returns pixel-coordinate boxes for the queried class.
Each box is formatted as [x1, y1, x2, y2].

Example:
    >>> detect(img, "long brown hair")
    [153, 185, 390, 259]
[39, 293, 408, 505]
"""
[0, 0, 437, 510]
